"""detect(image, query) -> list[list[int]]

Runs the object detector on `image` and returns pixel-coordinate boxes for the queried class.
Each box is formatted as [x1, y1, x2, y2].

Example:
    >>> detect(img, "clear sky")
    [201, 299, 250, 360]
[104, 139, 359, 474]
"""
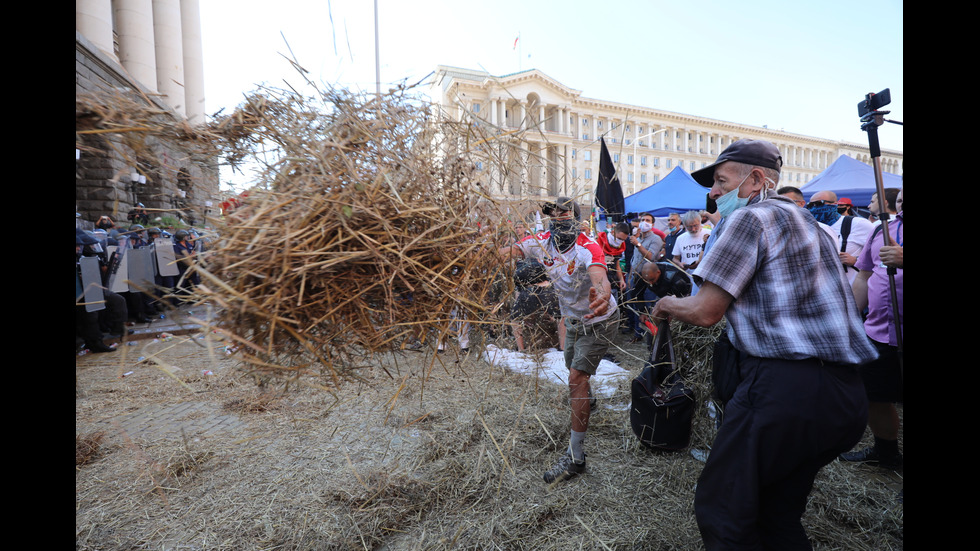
[200, 0, 903, 189]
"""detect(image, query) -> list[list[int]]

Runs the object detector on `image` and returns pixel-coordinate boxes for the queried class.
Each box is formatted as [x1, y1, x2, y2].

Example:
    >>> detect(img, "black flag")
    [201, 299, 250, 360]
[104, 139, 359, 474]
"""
[595, 137, 625, 224]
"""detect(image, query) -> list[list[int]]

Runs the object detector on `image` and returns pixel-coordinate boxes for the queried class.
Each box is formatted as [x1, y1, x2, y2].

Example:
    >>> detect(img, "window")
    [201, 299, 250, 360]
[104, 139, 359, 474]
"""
[641, 156, 647, 166]
[583, 133, 590, 140]
[627, 173, 634, 183]
[572, 168, 577, 178]
[571, 149, 577, 159]
[640, 173, 647, 184]
[613, 153, 620, 163]
[475, 161, 483, 170]
[666, 159, 672, 169]
[597, 121, 603, 129]
[653, 157, 660, 167]
[627, 155, 634, 165]
[584, 150, 592, 161]
[584, 168, 592, 179]
[473, 103, 481, 113]
[690, 161, 696, 171]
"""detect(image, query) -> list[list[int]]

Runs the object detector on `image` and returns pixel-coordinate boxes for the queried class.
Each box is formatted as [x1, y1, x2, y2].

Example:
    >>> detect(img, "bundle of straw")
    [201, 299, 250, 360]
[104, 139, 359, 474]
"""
[193, 87, 512, 384]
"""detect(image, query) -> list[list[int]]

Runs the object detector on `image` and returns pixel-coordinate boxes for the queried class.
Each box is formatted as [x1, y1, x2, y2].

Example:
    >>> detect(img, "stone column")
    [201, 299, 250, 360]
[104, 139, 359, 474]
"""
[76, 0, 116, 61]
[153, 0, 186, 117]
[181, 0, 206, 124]
[114, 0, 158, 91]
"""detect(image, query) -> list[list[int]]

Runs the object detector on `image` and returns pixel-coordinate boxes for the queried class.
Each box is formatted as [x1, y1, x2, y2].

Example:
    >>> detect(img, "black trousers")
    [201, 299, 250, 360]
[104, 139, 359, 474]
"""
[694, 356, 868, 550]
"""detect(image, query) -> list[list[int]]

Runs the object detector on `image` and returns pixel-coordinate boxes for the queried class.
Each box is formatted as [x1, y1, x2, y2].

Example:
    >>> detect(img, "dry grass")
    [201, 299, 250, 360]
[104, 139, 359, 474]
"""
[75, 327, 902, 550]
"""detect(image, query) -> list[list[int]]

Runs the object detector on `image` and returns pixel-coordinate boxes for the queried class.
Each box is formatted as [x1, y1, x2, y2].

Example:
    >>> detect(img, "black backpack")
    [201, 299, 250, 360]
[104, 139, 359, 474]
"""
[630, 320, 696, 451]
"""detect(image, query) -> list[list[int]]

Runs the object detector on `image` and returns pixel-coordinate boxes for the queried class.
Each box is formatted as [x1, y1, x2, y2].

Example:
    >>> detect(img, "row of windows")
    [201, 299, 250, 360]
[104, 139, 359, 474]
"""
[571, 149, 692, 170]
[476, 160, 810, 185]
[469, 103, 835, 170]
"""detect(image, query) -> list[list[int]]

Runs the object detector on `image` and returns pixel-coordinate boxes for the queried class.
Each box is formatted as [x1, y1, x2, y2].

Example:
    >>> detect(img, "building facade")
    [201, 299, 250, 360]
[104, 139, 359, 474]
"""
[75, 0, 218, 229]
[428, 66, 902, 206]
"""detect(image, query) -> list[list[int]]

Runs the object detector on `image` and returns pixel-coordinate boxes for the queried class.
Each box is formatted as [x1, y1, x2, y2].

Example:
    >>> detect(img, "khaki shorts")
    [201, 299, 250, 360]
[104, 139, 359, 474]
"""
[563, 313, 620, 376]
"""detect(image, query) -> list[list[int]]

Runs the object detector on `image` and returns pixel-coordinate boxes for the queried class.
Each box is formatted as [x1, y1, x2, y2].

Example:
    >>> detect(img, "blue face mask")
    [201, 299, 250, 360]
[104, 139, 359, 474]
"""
[808, 204, 840, 225]
[714, 172, 752, 218]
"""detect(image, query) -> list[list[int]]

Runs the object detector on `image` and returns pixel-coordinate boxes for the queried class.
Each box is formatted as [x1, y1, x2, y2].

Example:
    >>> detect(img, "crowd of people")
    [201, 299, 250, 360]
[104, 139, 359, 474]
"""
[75, 214, 206, 354]
[497, 138, 903, 549]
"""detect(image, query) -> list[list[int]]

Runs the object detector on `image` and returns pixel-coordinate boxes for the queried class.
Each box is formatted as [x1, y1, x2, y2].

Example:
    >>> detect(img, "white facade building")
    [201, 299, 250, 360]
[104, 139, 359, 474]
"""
[428, 66, 902, 205]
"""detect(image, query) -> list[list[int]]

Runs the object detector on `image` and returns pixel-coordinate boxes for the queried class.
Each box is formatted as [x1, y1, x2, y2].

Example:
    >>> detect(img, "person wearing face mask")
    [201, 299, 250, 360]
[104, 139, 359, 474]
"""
[662, 212, 683, 260]
[807, 190, 874, 284]
[650, 139, 876, 550]
[499, 196, 618, 485]
[777, 186, 839, 246]
[625, 213, 664, 343]
[596, 222, 629, 293]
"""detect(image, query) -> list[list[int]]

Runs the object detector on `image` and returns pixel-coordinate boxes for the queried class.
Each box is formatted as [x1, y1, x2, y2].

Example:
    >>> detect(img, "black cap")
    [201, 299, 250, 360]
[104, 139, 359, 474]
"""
[691, 139, 783, 188]
[542, 196, 582, 221]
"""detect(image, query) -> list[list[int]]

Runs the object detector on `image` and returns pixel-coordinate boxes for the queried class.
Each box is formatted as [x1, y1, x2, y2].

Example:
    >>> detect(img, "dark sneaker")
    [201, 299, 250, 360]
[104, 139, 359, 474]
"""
[543, 451, 586, 484]
[839, 446, 903, 470]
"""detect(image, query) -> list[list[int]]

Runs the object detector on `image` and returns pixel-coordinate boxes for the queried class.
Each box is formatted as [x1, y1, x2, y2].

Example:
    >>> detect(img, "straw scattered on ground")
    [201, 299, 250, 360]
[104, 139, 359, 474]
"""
[75, 327, 903, 550]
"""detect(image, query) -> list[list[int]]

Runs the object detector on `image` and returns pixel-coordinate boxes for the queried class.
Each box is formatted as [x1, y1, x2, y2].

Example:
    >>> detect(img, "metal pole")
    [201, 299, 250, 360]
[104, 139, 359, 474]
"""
[374, 0, 381, 100]
[863, 115, 903, 377]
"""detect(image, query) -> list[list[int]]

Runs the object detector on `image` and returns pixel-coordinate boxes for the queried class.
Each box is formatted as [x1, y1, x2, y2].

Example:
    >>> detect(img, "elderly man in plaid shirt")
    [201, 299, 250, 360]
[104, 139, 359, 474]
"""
[651, 140, 877, 550]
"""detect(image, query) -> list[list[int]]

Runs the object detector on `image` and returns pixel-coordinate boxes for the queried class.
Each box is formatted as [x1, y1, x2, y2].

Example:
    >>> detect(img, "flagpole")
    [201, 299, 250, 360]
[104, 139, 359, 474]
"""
[374, 0, 381, 100]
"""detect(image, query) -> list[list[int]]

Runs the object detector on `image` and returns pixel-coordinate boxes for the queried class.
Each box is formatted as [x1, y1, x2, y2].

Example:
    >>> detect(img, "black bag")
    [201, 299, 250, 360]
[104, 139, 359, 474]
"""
[630, 320, 695, 451]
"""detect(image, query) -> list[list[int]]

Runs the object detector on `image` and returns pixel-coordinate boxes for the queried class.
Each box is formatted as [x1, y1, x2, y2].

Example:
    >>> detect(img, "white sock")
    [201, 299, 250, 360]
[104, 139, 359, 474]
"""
[569, 430, 586, 462]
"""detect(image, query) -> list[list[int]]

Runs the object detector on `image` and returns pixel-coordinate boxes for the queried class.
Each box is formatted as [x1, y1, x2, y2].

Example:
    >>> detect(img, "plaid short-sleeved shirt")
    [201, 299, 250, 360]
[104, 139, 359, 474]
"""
[694, 196, 877, 365]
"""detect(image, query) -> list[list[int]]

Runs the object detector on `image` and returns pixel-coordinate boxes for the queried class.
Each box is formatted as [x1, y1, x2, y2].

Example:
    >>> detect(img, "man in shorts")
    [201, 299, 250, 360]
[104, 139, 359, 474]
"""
[499, 197, 618, 483]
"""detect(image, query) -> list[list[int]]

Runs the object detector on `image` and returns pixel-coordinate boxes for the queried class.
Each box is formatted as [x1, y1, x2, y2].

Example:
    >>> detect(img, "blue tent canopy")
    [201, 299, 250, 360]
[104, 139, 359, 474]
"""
[623, 166, 708, 217]
[799, 155, 902, 208]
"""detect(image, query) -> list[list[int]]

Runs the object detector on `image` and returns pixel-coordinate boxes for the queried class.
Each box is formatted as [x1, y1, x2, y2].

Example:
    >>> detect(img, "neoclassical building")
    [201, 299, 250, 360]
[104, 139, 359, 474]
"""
[428, 65, 902, 204]
[75, 0, 218, 228]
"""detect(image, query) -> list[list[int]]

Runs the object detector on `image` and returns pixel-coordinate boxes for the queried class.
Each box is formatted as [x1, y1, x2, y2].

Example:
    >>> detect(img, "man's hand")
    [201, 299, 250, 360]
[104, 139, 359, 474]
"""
[650, 296, 672, 324]
[879, 245, 903, 269]
[585, 286, 611, 319]
[839, 251, 857, 268]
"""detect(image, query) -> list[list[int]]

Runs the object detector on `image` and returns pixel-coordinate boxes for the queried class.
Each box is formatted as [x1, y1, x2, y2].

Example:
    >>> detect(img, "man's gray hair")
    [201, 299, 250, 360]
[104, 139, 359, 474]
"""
[727, 160, 781, 185]
[681, 210, 701, 225]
